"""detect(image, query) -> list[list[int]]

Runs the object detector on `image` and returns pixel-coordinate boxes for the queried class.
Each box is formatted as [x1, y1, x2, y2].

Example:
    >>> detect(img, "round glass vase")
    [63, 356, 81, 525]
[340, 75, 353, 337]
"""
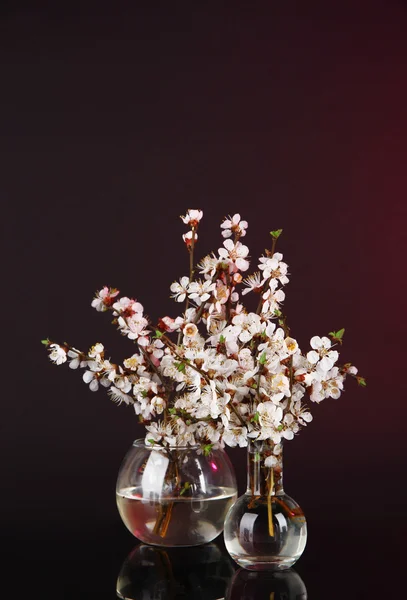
[116, 439, 238, 547]
[224, 440, 307, 570]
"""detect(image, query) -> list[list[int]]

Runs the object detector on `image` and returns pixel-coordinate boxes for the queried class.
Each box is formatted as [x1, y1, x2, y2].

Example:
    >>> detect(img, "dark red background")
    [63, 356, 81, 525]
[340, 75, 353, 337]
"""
[1, 1, 406, 597]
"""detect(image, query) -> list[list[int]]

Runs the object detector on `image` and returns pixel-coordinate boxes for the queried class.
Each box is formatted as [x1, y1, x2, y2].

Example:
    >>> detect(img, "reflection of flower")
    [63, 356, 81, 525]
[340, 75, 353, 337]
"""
[44, 209, 364, 458]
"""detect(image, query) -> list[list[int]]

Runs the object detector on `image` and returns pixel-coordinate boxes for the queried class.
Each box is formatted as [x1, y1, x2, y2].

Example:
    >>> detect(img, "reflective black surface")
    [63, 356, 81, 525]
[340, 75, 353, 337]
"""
[2, 517, 404, 599]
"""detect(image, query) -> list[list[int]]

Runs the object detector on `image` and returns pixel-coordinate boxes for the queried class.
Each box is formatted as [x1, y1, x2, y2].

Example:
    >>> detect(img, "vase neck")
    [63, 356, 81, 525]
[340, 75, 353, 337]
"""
[246, 439, 284, 496]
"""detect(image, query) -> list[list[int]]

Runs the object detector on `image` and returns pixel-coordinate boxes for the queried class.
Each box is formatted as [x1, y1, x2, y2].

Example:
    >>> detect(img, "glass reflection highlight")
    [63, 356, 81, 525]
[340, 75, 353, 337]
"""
[116, 541, 235, 599]
[226, 568, 307, 600]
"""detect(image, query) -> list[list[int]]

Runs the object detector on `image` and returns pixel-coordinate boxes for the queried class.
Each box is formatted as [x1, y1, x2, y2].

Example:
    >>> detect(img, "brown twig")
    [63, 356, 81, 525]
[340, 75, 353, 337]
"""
[256, 236, 279, 315]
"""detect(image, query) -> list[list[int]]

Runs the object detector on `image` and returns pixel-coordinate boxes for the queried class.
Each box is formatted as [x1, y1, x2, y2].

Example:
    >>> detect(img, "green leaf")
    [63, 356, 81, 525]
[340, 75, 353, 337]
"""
[174, 361, 186, 372]
[270, 229, 283, 239]
[203, 444, 213, 457]
[154, 329, 164, 338]
[41, 339, 50, 345]
[219, 335, 226, 343]
[259, 352, 267, 365]
[180, 481, 191, 496]
[357, 376, 367, 387]
[274, 309, 282, 317]
[254, 451, 261, 462]
[251, 412, 260, 423]
[168, 408, 176, 415]
[329, 328, 345, 341]
[147, 438, 156, 445]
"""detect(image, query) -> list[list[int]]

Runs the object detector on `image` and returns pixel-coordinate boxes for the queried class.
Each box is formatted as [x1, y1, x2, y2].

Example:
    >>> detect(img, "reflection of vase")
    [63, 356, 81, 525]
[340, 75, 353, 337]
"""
[226, 568, 307, 600]
[116, 542, 236, 600]
[224, 440, 307, 569]
[116, 439, 237, 546]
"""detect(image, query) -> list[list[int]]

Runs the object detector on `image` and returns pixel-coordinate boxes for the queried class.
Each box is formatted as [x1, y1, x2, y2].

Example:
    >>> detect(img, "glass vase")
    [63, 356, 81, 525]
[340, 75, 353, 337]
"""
[224, 440, 307, 570]
[116, 439, 238, 547]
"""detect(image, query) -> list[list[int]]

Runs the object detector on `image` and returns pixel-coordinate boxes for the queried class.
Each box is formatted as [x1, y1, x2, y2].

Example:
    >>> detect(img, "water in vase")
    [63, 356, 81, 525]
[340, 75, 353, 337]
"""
[117, 485, 237, 547]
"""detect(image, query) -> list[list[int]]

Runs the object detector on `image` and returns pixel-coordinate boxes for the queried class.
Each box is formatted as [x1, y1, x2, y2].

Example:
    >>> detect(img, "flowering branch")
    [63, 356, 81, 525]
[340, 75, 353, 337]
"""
[44, 209, 365, 456]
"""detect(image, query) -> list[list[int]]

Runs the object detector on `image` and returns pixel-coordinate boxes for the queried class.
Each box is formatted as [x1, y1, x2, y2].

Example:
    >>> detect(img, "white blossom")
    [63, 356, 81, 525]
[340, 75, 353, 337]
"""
[91, 287, 119, 312]
[83, 369, 99, 392]
[188, 279, 216, 305]
[242, 272, 263, 295]
[182, 230, 198, 246]
[307, 336, 339, 372]
[170, 277, 190, 303]
[49, 344, 67, 365]
[223, 425, 248, 448]
[145, 422, 177, 446]
[310, 367, 344, 402]
[108, 385, 133, 405]
[88, 343, 104, 359]
[197, 253, 219, 278]
[220, 213, 248, 239]
[180, 209, 203, 226]
[258, 253, 289, 285]
[218, 239, 250, 272]
[67, 349, 87, 369]
[183, 323, 198, 338]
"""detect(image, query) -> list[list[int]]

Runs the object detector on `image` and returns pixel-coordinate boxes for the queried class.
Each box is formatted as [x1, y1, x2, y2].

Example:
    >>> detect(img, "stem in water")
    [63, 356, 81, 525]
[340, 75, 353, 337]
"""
[267, 467, 275, 537]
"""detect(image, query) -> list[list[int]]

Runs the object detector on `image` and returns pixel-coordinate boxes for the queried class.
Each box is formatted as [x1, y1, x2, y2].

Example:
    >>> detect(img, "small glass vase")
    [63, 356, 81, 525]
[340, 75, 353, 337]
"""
[224, 440, 307, 570]
[116, 439, 238, 547]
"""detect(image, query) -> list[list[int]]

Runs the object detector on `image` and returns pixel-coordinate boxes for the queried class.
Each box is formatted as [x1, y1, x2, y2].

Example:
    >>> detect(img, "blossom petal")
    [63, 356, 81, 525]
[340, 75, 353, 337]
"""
[310, 336, 322, 349]
[89, 379, 99, 392]
[319, 356, 334, 372]
[236, 257, 249, 271]
[307, 350, 319, 364]
[223, 239, 235, 252]
[83, 371, 94, 384]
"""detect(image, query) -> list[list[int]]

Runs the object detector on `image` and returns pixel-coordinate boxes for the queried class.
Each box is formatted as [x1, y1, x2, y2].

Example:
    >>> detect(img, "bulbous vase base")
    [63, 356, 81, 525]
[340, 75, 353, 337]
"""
[224, 492, 307, 571]
[116, 440, 238, 547]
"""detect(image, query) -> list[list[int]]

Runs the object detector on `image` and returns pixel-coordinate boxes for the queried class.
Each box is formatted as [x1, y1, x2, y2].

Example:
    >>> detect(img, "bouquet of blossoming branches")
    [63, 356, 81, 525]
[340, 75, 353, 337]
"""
[44, 210, 365, 468]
